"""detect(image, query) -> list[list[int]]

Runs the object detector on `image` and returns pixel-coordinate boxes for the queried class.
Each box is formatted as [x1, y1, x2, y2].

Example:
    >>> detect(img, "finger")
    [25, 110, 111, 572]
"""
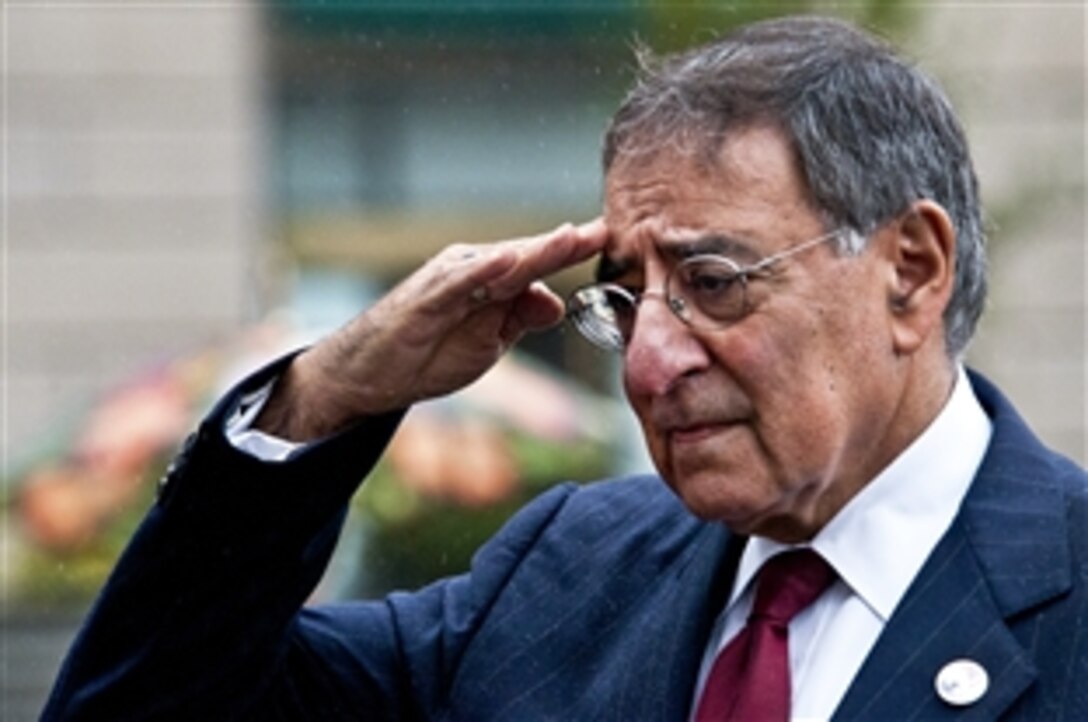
[408, 244, 518, 316]
[518, 219, 609, 276]
[490, 219, 609, 300]
[571, 217, 610, 258]
[514, 281, 566, 331]
[499, 282, 565, 344]
[407, 218, 607, 318]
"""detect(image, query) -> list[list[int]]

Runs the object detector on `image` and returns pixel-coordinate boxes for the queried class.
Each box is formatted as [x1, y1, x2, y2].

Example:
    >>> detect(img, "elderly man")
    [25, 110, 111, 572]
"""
[45, 15, 1086, 722]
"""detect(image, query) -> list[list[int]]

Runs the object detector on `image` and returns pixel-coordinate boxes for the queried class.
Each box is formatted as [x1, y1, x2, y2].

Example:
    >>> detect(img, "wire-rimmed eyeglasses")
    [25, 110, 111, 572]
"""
[566, 228, 844, 352]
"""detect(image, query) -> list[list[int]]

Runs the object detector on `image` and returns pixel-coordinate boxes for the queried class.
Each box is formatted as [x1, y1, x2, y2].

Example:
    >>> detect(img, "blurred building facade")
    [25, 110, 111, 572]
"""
[5, 4, 265, 474]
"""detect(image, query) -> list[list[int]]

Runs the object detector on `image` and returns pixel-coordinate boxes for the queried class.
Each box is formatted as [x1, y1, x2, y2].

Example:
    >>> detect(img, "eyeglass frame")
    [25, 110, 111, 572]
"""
[565, 227, 846, 352]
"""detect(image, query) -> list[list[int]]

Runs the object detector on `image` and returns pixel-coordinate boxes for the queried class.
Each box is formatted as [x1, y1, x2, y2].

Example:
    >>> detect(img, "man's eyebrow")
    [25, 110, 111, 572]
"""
[594, 233, 761, 283]
[659, 234, 760, 262]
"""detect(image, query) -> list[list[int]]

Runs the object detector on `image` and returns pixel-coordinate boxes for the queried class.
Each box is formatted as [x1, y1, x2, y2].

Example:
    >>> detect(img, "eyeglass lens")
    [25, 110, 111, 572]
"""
[568, 255, 747, 351]
[567, 286, 637, 351]
[670, 256, 746, 325]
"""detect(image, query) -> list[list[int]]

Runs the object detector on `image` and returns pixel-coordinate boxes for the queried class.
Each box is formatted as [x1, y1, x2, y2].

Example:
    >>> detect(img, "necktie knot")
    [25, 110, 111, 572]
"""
[750, 549, 836, 627]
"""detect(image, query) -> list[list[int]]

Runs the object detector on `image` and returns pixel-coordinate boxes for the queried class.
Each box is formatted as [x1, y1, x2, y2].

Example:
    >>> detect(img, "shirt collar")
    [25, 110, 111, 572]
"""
[730, 366, 993, 621]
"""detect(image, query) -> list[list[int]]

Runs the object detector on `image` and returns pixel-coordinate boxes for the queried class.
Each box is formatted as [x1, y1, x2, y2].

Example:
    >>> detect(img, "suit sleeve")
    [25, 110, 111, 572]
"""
[40, 356, 410, 721]
[41, 356, 581, 722]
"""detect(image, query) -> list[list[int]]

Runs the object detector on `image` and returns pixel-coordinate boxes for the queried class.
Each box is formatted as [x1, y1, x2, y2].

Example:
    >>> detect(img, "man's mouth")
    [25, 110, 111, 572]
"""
[667, 420, 740, 445]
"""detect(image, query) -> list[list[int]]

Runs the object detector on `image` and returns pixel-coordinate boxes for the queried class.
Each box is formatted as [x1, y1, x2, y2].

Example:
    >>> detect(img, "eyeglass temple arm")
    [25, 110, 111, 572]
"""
[748, 228, 843, 273]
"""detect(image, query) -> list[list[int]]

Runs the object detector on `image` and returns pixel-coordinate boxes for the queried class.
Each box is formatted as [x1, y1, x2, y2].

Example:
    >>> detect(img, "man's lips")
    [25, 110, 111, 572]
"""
[666, 419, 743, 445]
[648, 394, 751, 444]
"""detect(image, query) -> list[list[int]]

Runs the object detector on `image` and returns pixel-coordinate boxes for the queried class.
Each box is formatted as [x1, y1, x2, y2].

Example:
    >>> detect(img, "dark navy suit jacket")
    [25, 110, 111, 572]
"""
[43, 363, 1088, 720]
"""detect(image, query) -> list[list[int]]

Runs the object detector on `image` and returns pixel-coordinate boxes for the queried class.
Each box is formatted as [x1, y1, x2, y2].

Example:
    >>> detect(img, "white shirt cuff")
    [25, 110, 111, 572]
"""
[224, 380, 303, 462]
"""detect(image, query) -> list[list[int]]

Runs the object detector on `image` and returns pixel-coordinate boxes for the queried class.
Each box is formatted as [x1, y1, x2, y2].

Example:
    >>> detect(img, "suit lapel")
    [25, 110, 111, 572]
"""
[833, 372, 1072, 720]
[607, 522, 744, 721]
[831, 518, 1037, 720]
[656, 528, 745, 720]
[445, 480, 745, 722]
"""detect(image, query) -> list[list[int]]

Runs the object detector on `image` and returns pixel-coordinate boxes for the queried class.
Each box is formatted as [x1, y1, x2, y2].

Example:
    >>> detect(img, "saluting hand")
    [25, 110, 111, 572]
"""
[256, 219, 608, 441]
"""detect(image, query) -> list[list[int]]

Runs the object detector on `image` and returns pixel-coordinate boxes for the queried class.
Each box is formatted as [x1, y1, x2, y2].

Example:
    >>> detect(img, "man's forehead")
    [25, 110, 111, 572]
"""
[603, 161, 710, 221]
[601, 179, 741, 258]
[599, 128, 819, 280]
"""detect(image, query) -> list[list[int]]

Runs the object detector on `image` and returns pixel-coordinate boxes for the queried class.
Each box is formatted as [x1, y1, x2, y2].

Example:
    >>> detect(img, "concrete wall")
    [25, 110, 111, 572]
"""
[918, 4, 1086, 463]
[4, 4, 265, 476]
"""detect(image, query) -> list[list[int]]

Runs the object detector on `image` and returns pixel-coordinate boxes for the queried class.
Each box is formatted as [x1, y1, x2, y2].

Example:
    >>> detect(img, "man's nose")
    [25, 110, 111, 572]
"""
[623, 293, 710, 397]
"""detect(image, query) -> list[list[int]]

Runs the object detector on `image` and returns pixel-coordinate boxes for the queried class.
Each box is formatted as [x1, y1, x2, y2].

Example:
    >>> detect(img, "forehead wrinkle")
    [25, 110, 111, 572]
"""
[596, 230, 762, 284]
[655, 230, 763, 264]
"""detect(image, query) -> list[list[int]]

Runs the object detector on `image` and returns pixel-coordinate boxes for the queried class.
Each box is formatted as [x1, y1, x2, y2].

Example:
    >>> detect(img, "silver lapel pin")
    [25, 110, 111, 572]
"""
[935, 658, 989, 707]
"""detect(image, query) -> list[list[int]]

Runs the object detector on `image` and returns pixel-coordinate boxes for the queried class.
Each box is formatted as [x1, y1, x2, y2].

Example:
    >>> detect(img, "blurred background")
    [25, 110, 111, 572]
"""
[1, 1, 1084, 718]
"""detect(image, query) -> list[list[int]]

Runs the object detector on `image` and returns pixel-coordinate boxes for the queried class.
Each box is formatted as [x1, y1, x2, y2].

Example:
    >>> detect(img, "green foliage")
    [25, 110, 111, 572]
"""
[350, 431, 614, 597]
[10, 483, 155, 610]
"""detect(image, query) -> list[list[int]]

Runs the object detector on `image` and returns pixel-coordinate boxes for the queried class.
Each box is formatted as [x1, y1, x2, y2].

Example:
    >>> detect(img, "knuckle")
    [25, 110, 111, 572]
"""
[442, 242, 478, 261]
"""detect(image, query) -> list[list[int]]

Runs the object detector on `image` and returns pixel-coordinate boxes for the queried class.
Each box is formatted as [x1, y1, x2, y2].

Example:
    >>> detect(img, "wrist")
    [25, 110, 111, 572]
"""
[254, 335, 412, 441]
[253, 351, 353, 441]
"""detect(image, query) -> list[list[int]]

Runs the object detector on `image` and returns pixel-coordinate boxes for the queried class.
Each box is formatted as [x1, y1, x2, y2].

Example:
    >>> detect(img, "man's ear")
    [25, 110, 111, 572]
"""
[883, 200, 956, 356]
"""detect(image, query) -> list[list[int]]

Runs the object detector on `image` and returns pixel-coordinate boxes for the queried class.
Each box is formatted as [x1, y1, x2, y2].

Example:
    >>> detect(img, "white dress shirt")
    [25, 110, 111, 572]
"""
[690, 367, 992, 721]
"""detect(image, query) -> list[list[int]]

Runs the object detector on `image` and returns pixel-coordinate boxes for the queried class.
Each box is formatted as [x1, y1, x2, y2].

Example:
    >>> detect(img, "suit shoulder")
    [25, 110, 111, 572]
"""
[524, 474, 707, 561]
[1058, 454, 1088, 551]
[557, 473, 687, 523]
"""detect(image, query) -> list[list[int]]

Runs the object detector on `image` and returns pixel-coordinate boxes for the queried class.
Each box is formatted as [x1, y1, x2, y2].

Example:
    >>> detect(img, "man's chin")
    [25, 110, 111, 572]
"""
[666, 473, 765, 527]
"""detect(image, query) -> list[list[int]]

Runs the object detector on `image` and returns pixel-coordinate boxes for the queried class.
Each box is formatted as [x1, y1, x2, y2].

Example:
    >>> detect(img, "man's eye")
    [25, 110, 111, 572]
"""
[673, 260, 749, 322]
[681, 266, 741, 297]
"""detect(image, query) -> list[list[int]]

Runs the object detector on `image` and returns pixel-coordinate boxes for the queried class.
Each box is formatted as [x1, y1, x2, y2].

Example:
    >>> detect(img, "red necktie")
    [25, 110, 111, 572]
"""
[694, 549, 836, 722]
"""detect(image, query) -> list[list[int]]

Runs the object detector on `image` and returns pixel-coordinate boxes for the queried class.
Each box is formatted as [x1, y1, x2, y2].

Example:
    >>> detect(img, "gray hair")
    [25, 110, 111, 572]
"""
[603, 15, 987, 358]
